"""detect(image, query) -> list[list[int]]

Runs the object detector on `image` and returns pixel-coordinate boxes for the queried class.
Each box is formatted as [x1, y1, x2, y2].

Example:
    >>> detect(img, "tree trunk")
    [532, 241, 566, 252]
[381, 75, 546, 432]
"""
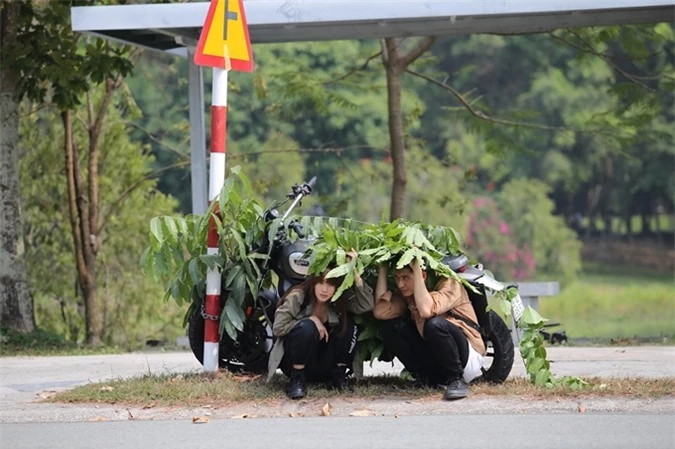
[0, 1, 36, 332]
[62, 110, 101, 346]
[383, 40, 406, 220]
[60, 79, 119, 346]
[381, 36, 436, 221]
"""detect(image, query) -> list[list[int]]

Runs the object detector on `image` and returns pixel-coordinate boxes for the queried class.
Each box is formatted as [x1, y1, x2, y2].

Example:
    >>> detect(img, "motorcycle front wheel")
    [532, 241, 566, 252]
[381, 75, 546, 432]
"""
[187, 300, 270, 374]
[477, 310, 515, 384]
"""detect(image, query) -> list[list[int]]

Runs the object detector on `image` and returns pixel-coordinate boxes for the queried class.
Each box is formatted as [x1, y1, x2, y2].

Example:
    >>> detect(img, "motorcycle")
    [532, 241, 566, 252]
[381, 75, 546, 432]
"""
[187, 177, 517, 384]
[188, 177, 318, 373]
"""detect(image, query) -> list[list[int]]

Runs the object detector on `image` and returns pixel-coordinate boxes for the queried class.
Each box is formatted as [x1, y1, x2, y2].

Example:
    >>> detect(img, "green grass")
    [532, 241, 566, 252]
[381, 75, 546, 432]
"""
[540, 262, 674, 340]
[0, 328, 123, 356]
[581, 214, 674, 234]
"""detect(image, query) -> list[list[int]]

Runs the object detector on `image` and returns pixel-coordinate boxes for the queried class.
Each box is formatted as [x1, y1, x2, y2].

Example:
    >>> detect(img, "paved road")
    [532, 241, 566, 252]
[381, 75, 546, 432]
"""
[2, 414, 674, 449]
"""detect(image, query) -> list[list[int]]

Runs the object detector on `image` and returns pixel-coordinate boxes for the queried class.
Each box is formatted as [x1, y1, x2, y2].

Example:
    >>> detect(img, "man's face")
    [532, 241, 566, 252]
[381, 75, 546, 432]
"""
[394, 267, 415, 297]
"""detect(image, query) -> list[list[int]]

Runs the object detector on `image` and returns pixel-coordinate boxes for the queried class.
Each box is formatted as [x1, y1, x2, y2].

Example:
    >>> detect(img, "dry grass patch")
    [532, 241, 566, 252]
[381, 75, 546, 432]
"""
[470, 377, 675, 398]
[50, 372, 675, 408]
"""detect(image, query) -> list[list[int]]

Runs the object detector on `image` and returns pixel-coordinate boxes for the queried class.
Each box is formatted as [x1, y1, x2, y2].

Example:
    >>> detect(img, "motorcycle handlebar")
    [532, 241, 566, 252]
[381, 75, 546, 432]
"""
[288, 220, 305, 239]
[288, 176, 317, 199]
[300, 176, 316, 196]
[281, 175, 317, 223]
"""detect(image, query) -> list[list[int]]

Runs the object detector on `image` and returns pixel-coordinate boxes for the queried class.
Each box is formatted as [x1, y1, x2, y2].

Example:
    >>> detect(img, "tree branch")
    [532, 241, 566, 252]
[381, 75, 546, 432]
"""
[97, 160, 191, 234]
[324, 51, 383, 85]
[379, 38, 390, 65]
[123, 121, 191, 160]
[229, 144, 380, 159]
[400, 36, 437, 67]
[549, 31, 657, 91]
[405, 68, 569, 131]
[98, 143, 379, 231]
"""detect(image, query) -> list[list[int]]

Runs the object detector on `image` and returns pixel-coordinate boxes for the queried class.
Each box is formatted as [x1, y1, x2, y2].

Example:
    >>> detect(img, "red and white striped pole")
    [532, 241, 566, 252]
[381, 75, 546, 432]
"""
[203, 67, 228, 372]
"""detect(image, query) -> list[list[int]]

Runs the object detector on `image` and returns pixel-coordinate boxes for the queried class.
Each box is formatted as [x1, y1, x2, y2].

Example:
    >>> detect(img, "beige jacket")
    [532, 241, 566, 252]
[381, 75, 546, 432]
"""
[266, 282, 374, 381]
[373, 278, 485, 355]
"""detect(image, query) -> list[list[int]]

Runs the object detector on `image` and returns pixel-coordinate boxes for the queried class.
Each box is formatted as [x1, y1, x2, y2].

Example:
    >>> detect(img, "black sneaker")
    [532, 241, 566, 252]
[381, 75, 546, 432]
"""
[330, 366, 347, 390]
[286, 370, 307, 400]
[443, 378, 469, 400]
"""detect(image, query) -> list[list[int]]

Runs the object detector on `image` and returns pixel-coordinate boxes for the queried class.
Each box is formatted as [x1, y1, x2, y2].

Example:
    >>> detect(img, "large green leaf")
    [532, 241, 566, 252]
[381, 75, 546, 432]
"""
[162, 216, 179, 244]
[325, 262, 352, 279]
[188, 259, 202, 286]
[225, 299, 245, 332]
[521, 306, 549, 325]
[150, 217, 163, 246]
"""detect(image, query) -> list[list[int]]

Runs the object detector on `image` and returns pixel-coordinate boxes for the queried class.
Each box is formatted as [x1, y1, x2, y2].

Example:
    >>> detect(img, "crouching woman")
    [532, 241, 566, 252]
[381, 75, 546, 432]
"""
[266, 252, 374, 399]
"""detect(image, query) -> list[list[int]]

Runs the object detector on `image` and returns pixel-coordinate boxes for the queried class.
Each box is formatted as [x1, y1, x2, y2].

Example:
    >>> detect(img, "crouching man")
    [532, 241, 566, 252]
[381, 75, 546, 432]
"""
[373, 259, 485, 400]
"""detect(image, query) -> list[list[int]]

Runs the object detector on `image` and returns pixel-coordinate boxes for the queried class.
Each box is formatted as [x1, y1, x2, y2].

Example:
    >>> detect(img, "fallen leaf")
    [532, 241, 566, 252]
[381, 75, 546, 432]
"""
[88, 416, 109, 422]
[349, 409, 372, 417]
[578, 403, 586, 413]
[395, 414, 400, 419]
[99, 386, 114, 392]
[288, 412, 304, 418]
[231, 414, 257, 419]
[321, 403, 332, 416]
[141, 402, 156, 410]
[192, 416, 209, 424]
[127, 409, 135, 420]
[37, 390, 58, 399]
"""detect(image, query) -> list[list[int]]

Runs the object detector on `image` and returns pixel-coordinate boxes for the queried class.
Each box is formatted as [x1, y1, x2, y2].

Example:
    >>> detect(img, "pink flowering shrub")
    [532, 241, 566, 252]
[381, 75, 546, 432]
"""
[466, 197, 536, 280]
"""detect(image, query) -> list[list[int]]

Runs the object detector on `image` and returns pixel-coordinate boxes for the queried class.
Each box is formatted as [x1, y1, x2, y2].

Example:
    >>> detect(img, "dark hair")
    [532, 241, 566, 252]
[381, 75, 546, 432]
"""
[279, 270, 349, 334]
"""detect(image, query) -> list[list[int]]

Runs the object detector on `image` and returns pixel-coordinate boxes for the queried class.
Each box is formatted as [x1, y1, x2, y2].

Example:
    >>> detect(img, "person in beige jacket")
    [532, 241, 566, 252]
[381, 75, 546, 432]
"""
[267, 251, 374, 399]
[374, 259, 485, 400]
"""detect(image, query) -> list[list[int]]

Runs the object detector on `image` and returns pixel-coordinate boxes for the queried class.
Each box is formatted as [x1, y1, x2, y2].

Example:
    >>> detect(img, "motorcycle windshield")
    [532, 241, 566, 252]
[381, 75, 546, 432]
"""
[476, 275, 505, 291]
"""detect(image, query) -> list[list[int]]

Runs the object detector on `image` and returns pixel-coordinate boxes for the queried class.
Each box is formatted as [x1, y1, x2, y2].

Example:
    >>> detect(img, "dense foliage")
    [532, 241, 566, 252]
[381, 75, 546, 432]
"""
[128, 26, 673, 240]
[19, 88, 183, 347]
[142, 166, 578, 385]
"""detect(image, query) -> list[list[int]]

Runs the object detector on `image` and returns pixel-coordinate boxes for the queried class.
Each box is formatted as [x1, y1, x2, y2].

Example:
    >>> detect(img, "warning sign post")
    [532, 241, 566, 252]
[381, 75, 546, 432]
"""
[194, 0, 254, 372]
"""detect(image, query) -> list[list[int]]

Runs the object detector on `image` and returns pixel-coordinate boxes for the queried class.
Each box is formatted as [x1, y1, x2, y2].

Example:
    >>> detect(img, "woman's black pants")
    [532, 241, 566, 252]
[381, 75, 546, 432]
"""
[281, 316, 358, 381]
[380, 316, 469, 385]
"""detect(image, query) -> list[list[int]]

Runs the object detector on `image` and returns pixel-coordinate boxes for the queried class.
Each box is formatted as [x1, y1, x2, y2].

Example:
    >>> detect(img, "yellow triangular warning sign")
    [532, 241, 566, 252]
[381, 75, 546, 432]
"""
[194, 0, 254, 72]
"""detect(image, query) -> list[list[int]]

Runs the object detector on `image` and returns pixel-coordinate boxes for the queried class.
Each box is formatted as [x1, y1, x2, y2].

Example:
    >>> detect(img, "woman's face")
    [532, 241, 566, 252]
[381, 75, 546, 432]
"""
[314, 278, 336, 303]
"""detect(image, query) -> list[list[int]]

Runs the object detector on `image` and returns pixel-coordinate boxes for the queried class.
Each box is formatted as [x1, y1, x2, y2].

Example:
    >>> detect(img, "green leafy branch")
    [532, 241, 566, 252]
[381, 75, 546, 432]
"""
[305, 219, 466, 366]
[141, 167, 271, 340]
[494, 287, 589, 389]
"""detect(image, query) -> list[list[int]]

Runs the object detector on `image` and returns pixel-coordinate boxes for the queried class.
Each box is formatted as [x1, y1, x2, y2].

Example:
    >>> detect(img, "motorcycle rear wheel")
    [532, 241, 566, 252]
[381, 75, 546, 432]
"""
[187, 301, 269, 374]
[477, 310, 515, 384]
